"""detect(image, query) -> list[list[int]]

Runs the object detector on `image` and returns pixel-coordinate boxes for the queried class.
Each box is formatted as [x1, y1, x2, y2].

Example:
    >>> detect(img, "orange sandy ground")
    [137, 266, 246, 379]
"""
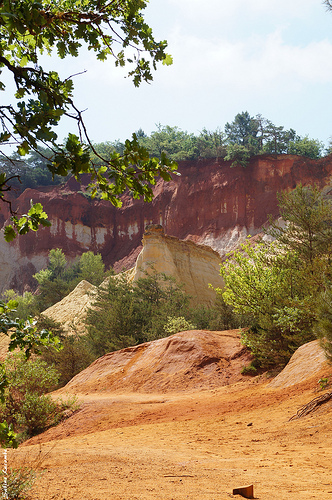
[6, 367, 332, 500]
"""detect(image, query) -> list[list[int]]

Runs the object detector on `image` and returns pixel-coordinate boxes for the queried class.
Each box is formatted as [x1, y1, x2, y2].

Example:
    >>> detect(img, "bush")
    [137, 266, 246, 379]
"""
[241, 361, 259, 376]
[0, 466, 36, 500]
[207, 293, 250, 331]
[1, 290, 38, 321]
[0, 353, 78, 440]
[164, 316, 196, 335]
[17, 393, 59, 438]
[40, 333, 95, 387]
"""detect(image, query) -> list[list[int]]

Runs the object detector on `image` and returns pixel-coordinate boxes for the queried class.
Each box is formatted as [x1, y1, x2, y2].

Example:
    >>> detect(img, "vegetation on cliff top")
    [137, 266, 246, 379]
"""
[1, 111, 327, 195]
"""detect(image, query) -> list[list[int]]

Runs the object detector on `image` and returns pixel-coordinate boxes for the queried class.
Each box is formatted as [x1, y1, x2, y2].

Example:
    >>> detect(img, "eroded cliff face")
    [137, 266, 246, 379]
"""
[1, 154, 332, 293]
[128, 225, 224, 305]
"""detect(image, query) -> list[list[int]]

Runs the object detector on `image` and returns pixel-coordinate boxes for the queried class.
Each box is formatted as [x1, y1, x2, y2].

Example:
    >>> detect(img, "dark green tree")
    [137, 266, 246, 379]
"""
[224, 112, 260, 167]
[139, 124, 197, 161]
[33, 248, 106, 311]
[314, 287, 332, 362]
[196, 128, 227, 158]
[85, 271, 191, 358]
[287, 136, 324, 159]
[267, 184, 332, 274]
[262, 122, 297, 154]
[224, 111, 259, 149]
[77, 251, 105, 286]
[89, 141, 125, 166]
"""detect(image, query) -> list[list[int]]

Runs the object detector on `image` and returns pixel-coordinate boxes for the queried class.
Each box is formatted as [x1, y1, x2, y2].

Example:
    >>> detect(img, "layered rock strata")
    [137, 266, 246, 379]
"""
[1, 154, 332, 293]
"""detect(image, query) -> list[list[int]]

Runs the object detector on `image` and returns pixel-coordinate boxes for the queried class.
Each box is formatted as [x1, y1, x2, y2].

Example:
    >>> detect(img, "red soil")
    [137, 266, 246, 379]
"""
[7, 331, 332, 500]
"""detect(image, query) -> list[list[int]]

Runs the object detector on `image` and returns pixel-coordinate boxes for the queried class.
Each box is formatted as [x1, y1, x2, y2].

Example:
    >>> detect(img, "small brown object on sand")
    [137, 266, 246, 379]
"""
[232, 484, 254, 498]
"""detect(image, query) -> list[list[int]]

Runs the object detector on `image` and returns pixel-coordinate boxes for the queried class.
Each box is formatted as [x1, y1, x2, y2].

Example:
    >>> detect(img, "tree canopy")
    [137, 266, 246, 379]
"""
[0, 0, 176, 239]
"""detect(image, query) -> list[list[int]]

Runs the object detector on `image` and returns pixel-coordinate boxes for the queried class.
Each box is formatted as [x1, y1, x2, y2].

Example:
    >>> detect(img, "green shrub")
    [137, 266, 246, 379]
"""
[0, 353, 78, 440]
[0, 466, 36, 500]
[40, 333, 95, 387]
[164, 316, 196, 335]
[318, 377, 329, 390]
[241, 362, 258, 376]
[17, 393, 59, 438]
[4, 352, 59, 397]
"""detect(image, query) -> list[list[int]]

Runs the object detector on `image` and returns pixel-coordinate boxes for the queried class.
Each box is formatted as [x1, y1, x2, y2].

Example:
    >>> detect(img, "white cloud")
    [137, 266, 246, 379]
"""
[155, 29, 332, 94]
[168, 0, 319, 22]
[36, 0, 332, 144]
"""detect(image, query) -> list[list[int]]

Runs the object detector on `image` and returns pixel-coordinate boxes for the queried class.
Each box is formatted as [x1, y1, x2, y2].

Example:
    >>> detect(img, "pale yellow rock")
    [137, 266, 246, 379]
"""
[42, 280, 97, 335]
[130, 225, 224, 305]
[268, 340, 328, 389]
[41, 226, 225, 333]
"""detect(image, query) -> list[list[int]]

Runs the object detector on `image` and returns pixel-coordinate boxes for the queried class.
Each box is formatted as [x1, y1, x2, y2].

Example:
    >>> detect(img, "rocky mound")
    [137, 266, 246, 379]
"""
[42, 280, 97, 334]
[61, 330, 253, 394]
[268, 340, 330, 389]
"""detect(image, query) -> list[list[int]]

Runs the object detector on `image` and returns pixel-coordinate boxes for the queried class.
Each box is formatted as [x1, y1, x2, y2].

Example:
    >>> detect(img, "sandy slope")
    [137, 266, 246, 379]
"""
[7, 333, 332, 500]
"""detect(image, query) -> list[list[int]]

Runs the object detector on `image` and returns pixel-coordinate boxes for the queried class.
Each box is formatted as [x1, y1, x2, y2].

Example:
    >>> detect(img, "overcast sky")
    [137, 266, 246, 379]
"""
[42, 0, 332, 146]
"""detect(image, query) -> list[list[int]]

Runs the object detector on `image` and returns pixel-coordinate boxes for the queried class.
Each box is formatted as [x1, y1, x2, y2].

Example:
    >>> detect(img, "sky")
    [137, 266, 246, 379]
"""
[30, 0, 332, 146]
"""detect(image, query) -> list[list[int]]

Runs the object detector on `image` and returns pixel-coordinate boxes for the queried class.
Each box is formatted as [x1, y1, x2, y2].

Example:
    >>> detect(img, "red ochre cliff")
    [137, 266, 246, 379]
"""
[1, 154, 332, 293]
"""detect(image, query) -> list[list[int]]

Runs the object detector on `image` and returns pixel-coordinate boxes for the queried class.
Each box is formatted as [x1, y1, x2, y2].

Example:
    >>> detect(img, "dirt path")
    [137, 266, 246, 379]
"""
[8, 371, 332, 500]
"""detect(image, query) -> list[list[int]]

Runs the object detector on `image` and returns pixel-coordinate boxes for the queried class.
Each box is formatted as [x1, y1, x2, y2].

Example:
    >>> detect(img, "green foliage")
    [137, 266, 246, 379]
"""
[223, 111, 324, 166]
[85, 271, 191, 359]
[4, 352, 59, 396]
[164, 316, 196, 335]
[224, 144, 252, 168]
[220, 241, 316, 367]
[2, 290, 37, 321]
[90, 141, 125, 164]
[47, 248, 67, 278]
[0, 466, 36, 500]
[4, 248, 106, 320]
[0, 421, 17, 449]
[220, 185, 332, 367]
[33, 248, 106, 311]
[225, 111, 259, 149]
[318, 377, 329, 390]
[0, 353, 77, 440]
[195, 128, 227, 158]
[287, 136, 324, 159]
[261, 121, 297, 154]
[0, 299, 61, 359]
[223, 112, 260, 167]
[241, 362, 258, 376]
[0, 147, 65, 192]
[187, 304, 220, 330]
[77, 251, 105, 286]
[0, 298, 62, 447]
[4, 201, 51, 242]
[267, 184, 332, 271]
[314, 287, 332, 362]
[207, 293, 249, 331]
[138, 124, 198, 161]
[0, 0, 176, 238]
[40, 333, 95, 387]
[16, 392, 59, 438]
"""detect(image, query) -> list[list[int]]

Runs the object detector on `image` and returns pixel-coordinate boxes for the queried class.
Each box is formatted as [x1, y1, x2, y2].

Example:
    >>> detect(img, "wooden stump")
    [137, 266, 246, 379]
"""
[232, 484, 254, 498]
